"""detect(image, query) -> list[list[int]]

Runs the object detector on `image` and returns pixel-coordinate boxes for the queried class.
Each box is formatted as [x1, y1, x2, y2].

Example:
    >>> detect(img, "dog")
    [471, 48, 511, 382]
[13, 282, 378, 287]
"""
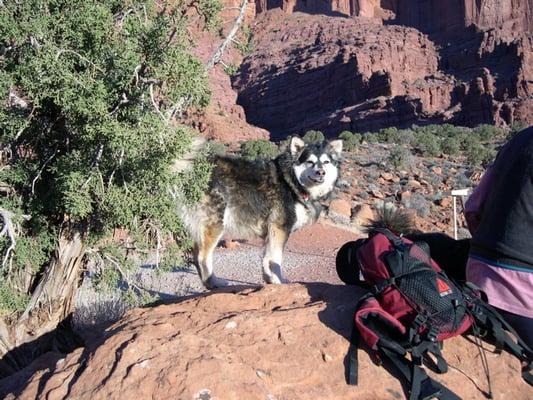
[178, 136, 343, 289]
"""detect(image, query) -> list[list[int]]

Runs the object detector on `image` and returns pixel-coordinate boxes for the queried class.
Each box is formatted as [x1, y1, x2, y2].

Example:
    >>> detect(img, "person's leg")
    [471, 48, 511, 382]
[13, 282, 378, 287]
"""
[495, 307, 533, 350]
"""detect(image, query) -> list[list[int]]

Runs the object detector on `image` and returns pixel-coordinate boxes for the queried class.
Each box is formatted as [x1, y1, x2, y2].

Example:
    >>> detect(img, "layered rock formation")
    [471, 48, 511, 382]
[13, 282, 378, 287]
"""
[231, 8, 532, 137]
[190, 0, 270, 142]
[254, 0, 533, 36]
[2, 283, 531, 399]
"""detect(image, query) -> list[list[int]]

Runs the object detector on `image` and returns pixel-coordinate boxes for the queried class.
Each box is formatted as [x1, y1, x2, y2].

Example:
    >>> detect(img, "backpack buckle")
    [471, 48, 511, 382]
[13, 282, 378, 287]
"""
[371, 277, 396, 295]
[427, 326, 439, 342]
[413, 314, 428, 330]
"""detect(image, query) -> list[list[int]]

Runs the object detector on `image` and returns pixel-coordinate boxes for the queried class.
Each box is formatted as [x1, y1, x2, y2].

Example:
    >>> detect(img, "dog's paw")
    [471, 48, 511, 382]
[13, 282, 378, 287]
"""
[263, 273, 290, 284]
[204, 275, 229, 289]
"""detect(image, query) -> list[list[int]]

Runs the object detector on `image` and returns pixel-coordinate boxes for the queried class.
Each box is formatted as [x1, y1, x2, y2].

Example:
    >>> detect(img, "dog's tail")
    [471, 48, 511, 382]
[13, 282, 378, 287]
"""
[363, 203, 417, 235]
[170, 136, 207, 173]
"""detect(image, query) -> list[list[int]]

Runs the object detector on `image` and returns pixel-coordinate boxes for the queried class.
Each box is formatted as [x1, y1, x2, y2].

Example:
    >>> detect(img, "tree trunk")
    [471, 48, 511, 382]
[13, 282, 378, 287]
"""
[0, 224, 86, 377]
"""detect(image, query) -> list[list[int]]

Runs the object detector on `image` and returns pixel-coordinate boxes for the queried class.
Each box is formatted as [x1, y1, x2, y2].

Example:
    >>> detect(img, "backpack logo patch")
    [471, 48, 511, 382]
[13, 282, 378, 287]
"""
[437, 278, 452, 297]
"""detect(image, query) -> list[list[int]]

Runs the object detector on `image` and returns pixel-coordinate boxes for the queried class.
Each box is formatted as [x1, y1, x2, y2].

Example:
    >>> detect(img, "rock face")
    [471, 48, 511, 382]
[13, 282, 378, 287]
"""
[2, 283, 532, 399]
[231, 9, 532, 137]
[190, 0, 270, 142]
[254, 0, 533, 36]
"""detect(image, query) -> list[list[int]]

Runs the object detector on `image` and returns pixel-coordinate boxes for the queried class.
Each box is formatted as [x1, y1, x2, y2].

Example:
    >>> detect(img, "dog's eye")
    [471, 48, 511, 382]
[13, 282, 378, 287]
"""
[323, 160, 330, 164]
[306, 161, 314, 167]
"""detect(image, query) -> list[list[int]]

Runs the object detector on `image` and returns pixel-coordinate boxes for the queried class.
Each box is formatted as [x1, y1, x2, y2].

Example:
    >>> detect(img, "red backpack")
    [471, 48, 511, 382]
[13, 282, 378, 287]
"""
[337, 228, 533, 400]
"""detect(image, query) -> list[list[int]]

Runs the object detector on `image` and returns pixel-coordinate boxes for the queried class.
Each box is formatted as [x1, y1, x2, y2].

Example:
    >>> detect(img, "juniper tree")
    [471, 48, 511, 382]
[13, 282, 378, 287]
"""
[0, 0, 221, 375]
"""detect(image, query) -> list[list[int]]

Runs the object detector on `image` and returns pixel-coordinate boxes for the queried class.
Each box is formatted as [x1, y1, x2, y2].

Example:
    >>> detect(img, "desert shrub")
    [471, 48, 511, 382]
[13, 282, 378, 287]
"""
[207, 140, 228, 156]
[362, 132, 379, 143]
[464, 141, 495, 167]
[338, 131, 361, 151]
[388, 146, 413, 170]
[240, 139, 279, 160]
[403, 193, 431, 218]
[0, 0, 221, 317]
[377, 127, 400, 143]
[235, 25, 255, 56]
[441, 136, 462, 156]
[414, 132, 441, 157]
[302, 130, 325, 144]
[507, 121, 528, 139]
[473, 124, 505, 142]
[223, 63, 239, 76]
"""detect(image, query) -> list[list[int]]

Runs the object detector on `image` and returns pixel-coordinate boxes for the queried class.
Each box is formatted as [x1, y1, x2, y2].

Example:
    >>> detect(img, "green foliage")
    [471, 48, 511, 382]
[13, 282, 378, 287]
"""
[240, 139, 279, 160]
[472, 124, 505, 142]
[0, 282, 30, 315]
[206, 140, 228, 156]
[440, 136, 462, 156]
[338, 131, 361, 151]
[362, 132, 379, 143]
[302, 130, 325, 144]
[223, 63, 239, 76]
[413, 131, 441, 157]
[464, 141, 495, 167]
[234, 25, 255, 56]
[388, 146, 413, 170]
[0, 0, 221, 311]
[508, 121, 528, 138]
[377, 127, 399, 143]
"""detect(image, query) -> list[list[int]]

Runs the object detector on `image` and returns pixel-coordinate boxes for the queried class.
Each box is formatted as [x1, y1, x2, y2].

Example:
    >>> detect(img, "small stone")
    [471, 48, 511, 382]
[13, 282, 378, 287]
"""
[380, 172, 394, 181]
[328, 198, 352, 225]
[431, 166, 442, 175]
[436, 197, 452, 207]
[407, 179, 422, 188]
[225, 321, 237, 329]
[370, 189, 385, 199]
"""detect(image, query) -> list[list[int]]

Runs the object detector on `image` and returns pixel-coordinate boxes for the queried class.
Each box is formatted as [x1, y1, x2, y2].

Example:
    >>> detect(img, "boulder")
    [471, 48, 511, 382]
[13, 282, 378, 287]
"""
[1, 284, 531, 400]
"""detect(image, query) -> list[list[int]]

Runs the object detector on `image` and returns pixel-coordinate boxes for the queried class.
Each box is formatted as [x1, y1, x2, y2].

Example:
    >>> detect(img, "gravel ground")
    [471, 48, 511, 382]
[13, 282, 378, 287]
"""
[73, 222, 357, 330]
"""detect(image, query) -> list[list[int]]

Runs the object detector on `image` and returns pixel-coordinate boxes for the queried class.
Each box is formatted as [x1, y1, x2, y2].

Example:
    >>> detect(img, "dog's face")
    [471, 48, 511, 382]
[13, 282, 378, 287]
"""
[290, 136, 342, 199]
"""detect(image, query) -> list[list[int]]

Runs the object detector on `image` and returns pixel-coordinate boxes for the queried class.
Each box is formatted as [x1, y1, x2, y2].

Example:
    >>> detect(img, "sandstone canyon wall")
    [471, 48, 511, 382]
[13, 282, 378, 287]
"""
[228, 1, 532, 137]
[254, 0, 533, 35]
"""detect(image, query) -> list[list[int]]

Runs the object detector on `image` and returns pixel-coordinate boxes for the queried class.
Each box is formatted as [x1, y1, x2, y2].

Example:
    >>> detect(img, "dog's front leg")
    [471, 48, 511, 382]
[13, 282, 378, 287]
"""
[262, 226, 288, 284]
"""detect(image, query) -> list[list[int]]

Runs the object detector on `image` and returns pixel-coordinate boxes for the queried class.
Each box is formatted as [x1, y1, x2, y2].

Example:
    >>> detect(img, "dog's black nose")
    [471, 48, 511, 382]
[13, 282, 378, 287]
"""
[317, 169, 325, 177]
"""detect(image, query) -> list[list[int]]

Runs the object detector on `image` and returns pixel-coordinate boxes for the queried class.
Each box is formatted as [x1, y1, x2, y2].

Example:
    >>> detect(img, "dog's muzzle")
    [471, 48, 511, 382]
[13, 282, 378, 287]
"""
[310, 169, 325, 183]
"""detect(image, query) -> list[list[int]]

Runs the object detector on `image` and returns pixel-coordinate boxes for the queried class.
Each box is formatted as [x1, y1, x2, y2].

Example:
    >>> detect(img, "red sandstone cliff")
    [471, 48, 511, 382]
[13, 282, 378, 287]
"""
[230, 9, 532, 137]
[194, 0, 532, 140]
[254, 0, 533, 36]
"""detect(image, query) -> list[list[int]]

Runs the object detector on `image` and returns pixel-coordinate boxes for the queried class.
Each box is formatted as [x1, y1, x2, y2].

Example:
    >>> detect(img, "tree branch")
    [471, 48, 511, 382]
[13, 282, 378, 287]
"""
[206, 0, 249, 70]
[104, 254, 144, 293]
[55, 49, 104, 73]
[31, 150, 57, 194]
[0, 208, 29, 269]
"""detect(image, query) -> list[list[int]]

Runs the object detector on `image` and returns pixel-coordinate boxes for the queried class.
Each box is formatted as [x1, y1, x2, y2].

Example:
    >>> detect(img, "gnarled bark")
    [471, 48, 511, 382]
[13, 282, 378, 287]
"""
[0, 224, 86, 377]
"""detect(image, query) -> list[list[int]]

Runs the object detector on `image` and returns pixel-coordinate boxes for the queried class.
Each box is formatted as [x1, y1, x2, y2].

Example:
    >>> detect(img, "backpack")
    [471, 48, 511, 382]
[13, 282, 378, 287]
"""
[336, 228, 533, 400]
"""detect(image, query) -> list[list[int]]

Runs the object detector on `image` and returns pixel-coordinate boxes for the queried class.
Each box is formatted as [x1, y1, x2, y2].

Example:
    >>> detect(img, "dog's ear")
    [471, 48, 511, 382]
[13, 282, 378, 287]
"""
[289, 136, 305, 157]
[327, 139, 343, 157]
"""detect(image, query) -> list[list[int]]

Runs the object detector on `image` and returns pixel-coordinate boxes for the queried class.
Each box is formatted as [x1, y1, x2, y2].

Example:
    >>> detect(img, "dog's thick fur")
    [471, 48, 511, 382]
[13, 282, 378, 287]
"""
[179, 137, 343, 289]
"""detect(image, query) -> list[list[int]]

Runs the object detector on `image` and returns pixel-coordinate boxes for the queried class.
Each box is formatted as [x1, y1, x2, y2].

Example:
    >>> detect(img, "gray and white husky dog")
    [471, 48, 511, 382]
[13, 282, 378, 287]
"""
[178, 136, 343, 289]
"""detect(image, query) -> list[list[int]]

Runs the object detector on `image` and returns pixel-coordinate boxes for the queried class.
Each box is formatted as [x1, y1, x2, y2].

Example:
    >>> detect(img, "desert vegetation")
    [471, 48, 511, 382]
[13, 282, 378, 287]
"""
[0, 0, 222, 374]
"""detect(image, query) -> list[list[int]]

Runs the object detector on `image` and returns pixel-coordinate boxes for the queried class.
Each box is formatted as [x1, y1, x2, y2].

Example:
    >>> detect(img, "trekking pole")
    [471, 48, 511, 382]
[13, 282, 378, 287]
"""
[451, 189, 471, 239]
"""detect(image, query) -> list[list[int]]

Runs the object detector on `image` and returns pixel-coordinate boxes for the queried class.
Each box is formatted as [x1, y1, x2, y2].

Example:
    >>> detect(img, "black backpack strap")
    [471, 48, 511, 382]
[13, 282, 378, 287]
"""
[348, 322, 359, 385]
[379, 346, 461, 400]
[469, 299, 533, 386]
